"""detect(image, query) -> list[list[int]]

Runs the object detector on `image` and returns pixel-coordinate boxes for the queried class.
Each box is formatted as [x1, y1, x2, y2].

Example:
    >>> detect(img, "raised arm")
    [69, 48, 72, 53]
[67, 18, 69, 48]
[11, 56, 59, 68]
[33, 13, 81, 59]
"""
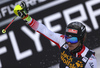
[13, 2, 65, 48]
[28, 18, 65, 48]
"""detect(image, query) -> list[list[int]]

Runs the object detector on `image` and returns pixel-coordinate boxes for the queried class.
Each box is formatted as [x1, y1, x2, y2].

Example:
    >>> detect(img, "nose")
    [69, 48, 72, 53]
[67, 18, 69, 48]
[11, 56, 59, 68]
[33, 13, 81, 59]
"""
[67, 42, 71, 45]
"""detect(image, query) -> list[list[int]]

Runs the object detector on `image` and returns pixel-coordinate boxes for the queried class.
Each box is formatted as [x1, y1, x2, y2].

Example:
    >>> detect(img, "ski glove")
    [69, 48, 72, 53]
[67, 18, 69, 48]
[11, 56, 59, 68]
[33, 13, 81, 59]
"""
[14, 1, 31, 22]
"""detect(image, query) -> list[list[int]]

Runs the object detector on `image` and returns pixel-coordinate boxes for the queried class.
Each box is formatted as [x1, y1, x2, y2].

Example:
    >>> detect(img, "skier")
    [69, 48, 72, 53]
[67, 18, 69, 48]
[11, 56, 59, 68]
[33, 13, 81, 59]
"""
[13, 1, 97, 68]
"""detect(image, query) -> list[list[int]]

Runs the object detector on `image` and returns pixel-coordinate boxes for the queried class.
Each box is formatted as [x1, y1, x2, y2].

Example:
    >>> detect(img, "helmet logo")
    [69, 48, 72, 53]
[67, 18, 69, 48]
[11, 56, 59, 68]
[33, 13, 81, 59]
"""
[67, 29, 78, 34]
[81, 27, 86, 32]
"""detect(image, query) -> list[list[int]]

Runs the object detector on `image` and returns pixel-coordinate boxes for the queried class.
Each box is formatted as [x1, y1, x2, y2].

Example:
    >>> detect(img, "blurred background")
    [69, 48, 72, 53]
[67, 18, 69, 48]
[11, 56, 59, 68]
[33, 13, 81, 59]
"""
[0, 0, 100, 68]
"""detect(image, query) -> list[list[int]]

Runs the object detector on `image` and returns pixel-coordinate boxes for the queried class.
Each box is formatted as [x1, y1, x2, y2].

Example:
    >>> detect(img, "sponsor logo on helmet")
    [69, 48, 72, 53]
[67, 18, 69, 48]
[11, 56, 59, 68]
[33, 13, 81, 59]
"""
[81, 27, 86, 32]
[67, 29, 78, 34]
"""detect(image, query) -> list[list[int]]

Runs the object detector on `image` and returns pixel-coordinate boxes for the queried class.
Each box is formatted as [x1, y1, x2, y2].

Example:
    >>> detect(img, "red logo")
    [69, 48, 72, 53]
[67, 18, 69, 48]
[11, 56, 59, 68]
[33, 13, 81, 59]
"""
[68, 29, 78, 34]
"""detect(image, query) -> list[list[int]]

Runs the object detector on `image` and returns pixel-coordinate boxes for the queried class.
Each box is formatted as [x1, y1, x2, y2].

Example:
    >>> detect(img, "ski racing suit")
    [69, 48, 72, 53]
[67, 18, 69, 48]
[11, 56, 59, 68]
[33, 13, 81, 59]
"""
[27, 18, 97, 68]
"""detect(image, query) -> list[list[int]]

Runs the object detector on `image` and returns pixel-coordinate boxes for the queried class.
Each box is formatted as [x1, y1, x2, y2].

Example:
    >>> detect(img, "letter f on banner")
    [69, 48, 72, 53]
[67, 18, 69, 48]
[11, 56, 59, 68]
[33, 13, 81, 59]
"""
[63, 4, 92, 32]
[9, 31, 32, 61]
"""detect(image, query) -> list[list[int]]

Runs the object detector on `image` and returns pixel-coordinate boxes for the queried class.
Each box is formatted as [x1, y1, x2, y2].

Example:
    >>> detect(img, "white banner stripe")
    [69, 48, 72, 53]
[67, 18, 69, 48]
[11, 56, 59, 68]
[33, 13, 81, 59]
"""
[0, 0, 68, 27]
[29, 0, 69, 15]
[0, 60, 2, 68]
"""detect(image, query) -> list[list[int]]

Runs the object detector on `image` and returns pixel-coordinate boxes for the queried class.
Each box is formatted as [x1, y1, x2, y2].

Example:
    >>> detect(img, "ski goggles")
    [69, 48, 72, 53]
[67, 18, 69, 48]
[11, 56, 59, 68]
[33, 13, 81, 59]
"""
[65, 35, 78, 44]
